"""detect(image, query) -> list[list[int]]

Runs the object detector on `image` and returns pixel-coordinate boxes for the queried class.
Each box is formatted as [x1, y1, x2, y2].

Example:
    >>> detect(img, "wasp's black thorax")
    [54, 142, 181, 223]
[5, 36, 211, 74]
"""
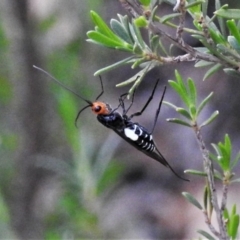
[97, 112, 125, 131]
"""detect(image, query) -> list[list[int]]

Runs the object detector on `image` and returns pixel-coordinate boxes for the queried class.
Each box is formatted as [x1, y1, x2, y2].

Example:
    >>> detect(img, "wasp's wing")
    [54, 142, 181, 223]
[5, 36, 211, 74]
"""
[111, 128, 189, 182]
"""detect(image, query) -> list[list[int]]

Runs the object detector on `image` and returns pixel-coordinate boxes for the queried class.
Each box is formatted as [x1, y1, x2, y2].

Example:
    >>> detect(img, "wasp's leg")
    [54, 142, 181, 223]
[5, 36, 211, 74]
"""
[129, 78, 160, 120]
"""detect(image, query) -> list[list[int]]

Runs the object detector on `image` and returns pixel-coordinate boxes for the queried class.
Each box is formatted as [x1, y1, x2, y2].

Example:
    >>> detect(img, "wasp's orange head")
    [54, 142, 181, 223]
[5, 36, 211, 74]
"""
[91, 102, 111, 115]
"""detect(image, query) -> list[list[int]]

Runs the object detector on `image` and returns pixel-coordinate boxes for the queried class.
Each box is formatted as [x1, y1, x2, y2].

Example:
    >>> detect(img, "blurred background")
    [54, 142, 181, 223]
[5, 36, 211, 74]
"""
[0, 0, 240, 239]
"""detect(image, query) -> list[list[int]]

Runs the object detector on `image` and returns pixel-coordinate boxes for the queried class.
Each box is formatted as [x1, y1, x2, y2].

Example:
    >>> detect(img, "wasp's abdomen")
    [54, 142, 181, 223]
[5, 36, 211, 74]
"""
[124, 124, 155, 152]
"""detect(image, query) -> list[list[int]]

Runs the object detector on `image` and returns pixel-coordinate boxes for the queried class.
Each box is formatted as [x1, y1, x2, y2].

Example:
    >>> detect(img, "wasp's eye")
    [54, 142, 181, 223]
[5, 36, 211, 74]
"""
[95, 106, 102, 112]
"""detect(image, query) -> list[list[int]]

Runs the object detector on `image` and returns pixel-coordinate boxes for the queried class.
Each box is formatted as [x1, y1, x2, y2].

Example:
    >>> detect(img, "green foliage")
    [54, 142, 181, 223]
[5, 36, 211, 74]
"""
[87, 0, 240, 93]
[87, 11, 133, 51]
[139, 0, 151, 7]
[164, 70, 218, 128]
[182, 192, 203, 210]
[224, 205, 240, 240]
[210, 134, 240, 180]
[197, 230, 216, 240]
[215, 8, 240, 19]
[87, 10, 165, 91]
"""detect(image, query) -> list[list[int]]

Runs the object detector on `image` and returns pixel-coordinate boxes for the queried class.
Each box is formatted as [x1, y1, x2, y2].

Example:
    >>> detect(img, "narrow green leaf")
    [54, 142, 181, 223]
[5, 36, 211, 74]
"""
[201, 0, 208, 17]
[215, 0, 227, 37]
[182, 192, 203, 210]
[168, 80, 189, 106]
[214, 169, 223, 180]
[139, 0, 150, 6]
[158, 38, 169, 56]
[175, 70, 188, 97]
[116, 74, 140, 87]
[224, 134, 232, 158]
[187, 78, 197, 105]
[231, 178, 240, 183]
[133, 42, 144, 55]
[184, 169, 207, 176]
[116, 64, 154, 87]
[227, 20, 240, 44]
[194, 47, 209, 53]
[203, 63, 222, 81]
[197, 230, 216, 240]
[189, 105, 197, 119]
[195, 60, 214, 68]
[228, 36, 240, 53]
[90, 11, 120, 41]
[223, 208, 229, 220]
[150, 35, 160, 53]
[185, 0, 204, 10]
[211, 143, 221, 156]
[217, 44, 240, 60]
[176, 108, 192, 119]
[192, 34, 205, 41]
[129, 22, 146, 50]
[215, 9, 240, 19]
[230, 214, 239, 239]
[128, 77, 142, 96]
[203, 185, 208, 210]
[131, 57, 146, 69]
[87, 31, 124, 48]
[231, 204, 237, 216]
[163, 101, 178, 110]
[166, 118, 192, 127]
[208, 28, 226, 45]
[200, 110, 219, 128]
[94, 56, 135, 76]
[231, 151, 240, 169]
[197, 92, 213, 116]
[110, 19, 134, 44]
[160, 13, 182, 23]
[207, 15, 221, 32]
[184, 169, 222, 180]
[117, 14, 133, 42]
[115, 46, 134, 52]
[223, 68, 240, 78]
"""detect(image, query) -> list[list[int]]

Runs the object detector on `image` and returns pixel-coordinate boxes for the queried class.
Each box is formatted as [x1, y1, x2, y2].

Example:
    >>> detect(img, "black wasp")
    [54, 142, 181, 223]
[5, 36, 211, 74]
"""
[34, 66, 189, 181]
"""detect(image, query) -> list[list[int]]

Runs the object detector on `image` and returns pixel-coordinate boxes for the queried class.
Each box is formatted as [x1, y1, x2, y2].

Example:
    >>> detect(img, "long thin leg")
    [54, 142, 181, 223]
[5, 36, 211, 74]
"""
[150, 86, 166, 134]
[121, 91, 137, 116]
[109, 92, 128, 114]
[117, 88, 138, 116]
[128, 78, 160, 120]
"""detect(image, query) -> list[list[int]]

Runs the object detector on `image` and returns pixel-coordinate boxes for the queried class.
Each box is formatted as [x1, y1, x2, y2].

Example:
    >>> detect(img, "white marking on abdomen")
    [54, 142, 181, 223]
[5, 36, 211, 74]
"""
[124, 126, 138, 141]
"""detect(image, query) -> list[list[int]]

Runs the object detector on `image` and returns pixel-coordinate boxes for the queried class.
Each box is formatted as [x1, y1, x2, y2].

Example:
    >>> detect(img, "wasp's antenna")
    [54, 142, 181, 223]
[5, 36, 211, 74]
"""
[75, 104, 92, 127]
[33, 65, 93, 105]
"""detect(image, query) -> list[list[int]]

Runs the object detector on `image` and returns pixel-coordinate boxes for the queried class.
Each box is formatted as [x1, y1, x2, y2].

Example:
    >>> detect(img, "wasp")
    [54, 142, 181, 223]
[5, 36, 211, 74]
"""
[33, 65, 189, 181]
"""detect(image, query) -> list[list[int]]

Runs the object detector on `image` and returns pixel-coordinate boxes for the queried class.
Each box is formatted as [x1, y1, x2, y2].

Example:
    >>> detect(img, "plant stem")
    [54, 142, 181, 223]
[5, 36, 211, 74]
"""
[193, 124, 229, 240]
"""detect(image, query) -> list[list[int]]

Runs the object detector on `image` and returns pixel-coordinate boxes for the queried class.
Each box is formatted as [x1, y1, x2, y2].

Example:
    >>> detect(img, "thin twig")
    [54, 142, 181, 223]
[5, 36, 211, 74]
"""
[220, 184, 228, 212]
[203, 209, 221, 237]
[144, 52, 196, 64]
[193, 124, 229, 240]
[220, 183, 229, 233]
[148, 21, 231, 67]
[200, 15, 214, 46]
[119, 0, 238, 68]
[173, 0, 186, 45]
